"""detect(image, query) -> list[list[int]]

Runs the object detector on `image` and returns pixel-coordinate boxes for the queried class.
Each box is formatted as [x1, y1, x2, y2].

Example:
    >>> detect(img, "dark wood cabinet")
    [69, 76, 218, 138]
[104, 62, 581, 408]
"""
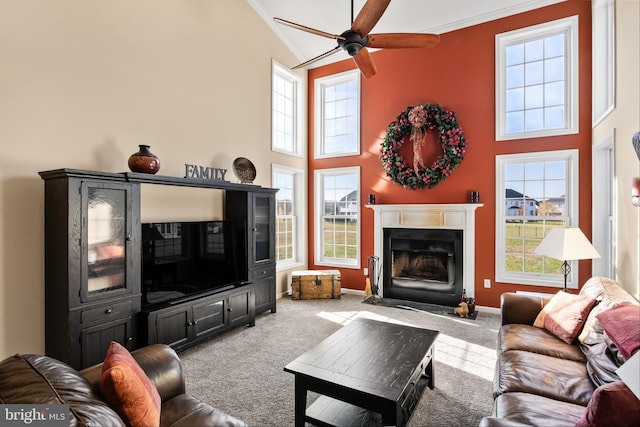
[40, 169, 276, 365]
[39, 169, 141, 369]
[226, 190, 277, 314]
[142, 285, 254, 350]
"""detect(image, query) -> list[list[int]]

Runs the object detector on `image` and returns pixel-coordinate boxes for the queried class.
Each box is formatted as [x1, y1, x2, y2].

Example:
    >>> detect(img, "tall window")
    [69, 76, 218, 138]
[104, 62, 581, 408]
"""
[272, 60, 302, 156]
[496, 16, 578, 140]
[314, 70, 360, 158]
[272, 165, 304, 269]
[314, 167, 360, 268]
[495, 150, 578, 288]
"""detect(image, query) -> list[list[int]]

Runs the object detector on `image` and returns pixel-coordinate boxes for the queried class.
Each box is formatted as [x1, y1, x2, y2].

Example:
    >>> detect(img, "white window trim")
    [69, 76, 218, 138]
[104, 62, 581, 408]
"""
[495, 149, 579, 288]
[495, 16, 579, 141]
[314, 70, 361, 159]
[314, 166, 360, 269]
[271, 59, 304, 157]
[592, 0, 616, 126]
[272, 164, 305, 271]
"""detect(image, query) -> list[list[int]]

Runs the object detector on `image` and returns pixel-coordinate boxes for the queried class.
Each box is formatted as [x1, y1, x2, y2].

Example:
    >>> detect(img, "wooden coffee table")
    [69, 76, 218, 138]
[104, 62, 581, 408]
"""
[284, 318, 439, 427]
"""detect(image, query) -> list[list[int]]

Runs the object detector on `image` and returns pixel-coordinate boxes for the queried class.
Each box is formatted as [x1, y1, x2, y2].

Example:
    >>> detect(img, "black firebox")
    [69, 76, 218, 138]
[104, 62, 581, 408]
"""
[382, 228, 463, 306]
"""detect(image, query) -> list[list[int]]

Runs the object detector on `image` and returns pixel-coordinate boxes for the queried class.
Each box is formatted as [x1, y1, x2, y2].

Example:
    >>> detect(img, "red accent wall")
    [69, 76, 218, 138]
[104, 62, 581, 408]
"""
[307, 0, 592, 308]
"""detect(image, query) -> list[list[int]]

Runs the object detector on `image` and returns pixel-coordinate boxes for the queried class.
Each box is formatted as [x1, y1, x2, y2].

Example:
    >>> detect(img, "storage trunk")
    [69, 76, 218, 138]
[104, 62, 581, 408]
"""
[291, 270, 341, 300]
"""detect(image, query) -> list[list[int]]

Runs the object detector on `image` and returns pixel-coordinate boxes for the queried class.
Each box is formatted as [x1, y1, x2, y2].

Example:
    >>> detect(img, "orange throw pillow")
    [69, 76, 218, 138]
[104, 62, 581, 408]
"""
[100, 341, 161, 427]
[533, 291, 596, 344]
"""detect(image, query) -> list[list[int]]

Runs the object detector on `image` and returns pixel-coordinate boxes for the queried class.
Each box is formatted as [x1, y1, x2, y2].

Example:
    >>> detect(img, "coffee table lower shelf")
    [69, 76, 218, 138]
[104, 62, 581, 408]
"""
[305, 373, 431, 427]
[306, 396, 384, 427]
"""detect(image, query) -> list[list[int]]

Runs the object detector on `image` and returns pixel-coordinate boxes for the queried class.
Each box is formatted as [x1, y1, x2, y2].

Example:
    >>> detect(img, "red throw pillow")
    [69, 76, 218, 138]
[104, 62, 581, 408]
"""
[596, 304, 640, 360]
[575, 381, 640, 427]
[534, 291, 596, 344]
[100, 341, 161, 427]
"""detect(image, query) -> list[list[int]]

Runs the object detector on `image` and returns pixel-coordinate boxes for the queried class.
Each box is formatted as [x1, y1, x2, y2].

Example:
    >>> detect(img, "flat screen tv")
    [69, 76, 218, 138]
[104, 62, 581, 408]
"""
[141, 220, 247, 308]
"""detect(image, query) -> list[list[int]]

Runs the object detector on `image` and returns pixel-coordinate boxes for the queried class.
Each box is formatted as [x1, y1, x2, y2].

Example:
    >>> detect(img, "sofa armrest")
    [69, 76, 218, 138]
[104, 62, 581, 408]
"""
[81, 344, 186, 403]
[500, 292, 550, 326]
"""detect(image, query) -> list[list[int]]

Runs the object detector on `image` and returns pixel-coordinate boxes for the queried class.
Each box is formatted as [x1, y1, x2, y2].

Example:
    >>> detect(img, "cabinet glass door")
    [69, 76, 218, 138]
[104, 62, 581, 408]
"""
[83, 184, 129, 299]
[253, 193, 273, 263]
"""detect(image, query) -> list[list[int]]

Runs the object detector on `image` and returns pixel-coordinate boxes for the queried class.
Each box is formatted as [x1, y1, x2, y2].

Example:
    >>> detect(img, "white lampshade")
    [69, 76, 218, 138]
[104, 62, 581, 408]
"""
[535, 227, 601, 261]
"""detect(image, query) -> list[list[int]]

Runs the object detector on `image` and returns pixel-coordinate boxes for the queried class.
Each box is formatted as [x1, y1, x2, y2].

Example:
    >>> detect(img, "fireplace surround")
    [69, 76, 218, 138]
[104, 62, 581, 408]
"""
[367, 203, 482, 305]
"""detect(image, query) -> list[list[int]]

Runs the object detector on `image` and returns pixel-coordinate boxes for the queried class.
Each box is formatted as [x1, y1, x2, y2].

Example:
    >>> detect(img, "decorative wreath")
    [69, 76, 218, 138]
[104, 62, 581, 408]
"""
[380, 103, 466, 190]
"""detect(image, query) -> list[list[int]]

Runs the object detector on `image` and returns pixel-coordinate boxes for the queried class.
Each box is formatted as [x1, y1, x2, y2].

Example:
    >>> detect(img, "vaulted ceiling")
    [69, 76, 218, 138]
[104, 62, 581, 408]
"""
[248, 0, 566, 69]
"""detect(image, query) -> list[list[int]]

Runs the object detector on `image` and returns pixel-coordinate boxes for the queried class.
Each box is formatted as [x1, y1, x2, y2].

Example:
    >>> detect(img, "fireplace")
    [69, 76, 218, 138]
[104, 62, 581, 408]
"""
[384, 228, 463, 306]
[366, 203, 482, 305]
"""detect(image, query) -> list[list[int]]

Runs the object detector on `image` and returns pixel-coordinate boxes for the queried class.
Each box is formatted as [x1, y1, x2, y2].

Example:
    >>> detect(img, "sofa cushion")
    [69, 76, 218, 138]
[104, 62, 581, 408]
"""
[0, 353, 125, 426]
[100, 341, 162, 427]
[491, 392, 585, 427]
[494, 350, 596, 405]
[578, 277, 640, 345]
[499, 324, 586, 362]
[533, 291, 596, 344]
[160, 394, 247, 427]
[596, 304, 640, 360]
[575, 381, 640, 427]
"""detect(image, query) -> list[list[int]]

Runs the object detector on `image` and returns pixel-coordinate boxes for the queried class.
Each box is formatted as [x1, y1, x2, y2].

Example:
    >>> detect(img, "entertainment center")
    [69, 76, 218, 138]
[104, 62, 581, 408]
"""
[39, 168, 277, 369]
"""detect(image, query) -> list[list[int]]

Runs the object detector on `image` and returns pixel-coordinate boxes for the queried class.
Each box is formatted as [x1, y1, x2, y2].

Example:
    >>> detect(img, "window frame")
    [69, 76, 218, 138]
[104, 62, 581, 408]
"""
[271, 60, 303, 157]
[272, 164, 305, 271]
[314, 70, 361, 159]
[495, 149, 579, 288]
[314, 166, 360, 269]
[495, 16, 579, 141]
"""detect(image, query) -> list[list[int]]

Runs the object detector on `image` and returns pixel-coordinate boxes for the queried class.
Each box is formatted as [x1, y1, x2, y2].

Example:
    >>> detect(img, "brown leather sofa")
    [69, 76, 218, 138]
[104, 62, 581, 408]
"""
[0, 343, 246, 427]
[480, 277, 639, 427]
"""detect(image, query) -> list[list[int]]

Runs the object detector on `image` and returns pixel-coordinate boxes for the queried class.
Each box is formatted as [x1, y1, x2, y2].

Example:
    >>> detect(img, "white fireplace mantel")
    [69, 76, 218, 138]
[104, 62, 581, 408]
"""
[366, 203, 483, 299]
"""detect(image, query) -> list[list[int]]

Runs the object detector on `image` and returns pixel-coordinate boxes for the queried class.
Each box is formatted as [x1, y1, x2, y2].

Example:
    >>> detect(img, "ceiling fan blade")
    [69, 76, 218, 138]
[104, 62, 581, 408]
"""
[367, 33, 440, 49]
[351, 0, 391, 36]
[352, 47, 377, 78]
[292, 46, 343, 70]
[274, 17, 345, 40]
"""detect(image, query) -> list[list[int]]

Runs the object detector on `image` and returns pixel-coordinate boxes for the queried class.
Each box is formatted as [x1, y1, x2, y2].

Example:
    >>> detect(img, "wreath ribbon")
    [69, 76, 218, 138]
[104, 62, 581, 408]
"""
[380, 103, 466, 190]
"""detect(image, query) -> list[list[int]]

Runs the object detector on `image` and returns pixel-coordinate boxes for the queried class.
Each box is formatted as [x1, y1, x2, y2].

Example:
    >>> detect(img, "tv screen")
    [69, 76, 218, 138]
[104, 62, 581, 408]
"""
[141, 220, 247, 308]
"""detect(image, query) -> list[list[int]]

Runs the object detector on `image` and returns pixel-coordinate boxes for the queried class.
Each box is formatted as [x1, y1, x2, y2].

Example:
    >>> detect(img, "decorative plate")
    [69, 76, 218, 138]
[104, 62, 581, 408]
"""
[232, 157, 256, 184]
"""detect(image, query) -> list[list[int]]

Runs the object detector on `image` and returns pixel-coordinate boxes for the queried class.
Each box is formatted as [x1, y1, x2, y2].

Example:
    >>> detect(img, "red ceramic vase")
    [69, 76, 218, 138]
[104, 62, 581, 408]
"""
[128, 145, 160, 174]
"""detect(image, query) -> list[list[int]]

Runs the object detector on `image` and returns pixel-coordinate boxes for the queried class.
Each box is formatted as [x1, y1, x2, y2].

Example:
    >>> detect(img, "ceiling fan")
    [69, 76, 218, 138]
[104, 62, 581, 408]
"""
[274, 0, 440, 78]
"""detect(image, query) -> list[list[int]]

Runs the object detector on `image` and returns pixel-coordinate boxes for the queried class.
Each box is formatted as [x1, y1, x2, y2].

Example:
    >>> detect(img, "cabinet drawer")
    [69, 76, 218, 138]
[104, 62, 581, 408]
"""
[81, 300, 133, 325]
[249, 266, 275, 280]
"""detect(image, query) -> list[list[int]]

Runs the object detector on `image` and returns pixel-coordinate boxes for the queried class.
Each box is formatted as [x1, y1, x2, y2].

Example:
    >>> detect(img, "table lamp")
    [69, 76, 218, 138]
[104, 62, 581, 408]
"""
[534, 227, 601, 292]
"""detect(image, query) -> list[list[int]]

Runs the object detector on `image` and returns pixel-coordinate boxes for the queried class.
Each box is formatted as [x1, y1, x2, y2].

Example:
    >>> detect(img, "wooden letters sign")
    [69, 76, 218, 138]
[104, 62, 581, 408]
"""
[184, 164, 228, 182]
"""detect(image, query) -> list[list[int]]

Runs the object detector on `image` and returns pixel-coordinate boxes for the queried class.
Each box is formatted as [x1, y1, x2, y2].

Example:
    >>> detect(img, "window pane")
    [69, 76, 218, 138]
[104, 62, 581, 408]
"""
[506, 44, 524, 66]
[524, 85, 543, 109]
[317, 169, 359, 266]
[498, 151, 576, 285]
[272, 63, 300, 155]
[524, 108, 544, 131]
[497, 18, 574, 138]
[506, 88, 524, 112]
[544, 57, 564, 82]
[544, 33, 565, 57]
[316, 71, 360, 157]
[506, 64, 524, 89]
[524, 39, 543, 62]
[524, 61, 543, 85]
[506, 111, 524, 133]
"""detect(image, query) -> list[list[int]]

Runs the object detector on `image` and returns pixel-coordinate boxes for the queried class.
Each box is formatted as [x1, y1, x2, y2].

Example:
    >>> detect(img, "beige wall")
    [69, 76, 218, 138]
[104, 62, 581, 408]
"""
[0, 0, 307, 358]
[592, 0, 640, 298]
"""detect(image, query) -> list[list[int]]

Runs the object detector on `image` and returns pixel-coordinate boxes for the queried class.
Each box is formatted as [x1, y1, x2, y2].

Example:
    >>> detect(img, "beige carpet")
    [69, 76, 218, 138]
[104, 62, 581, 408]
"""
[179, 293, 500, 426]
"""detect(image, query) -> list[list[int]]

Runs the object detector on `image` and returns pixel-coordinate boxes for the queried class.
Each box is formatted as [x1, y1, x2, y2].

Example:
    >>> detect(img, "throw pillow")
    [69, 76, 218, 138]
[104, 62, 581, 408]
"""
[534, 291, 596, 344]
[575, 381, 640, 427]
[596, 304, 640, 360]
[100, 341, 161, 427]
